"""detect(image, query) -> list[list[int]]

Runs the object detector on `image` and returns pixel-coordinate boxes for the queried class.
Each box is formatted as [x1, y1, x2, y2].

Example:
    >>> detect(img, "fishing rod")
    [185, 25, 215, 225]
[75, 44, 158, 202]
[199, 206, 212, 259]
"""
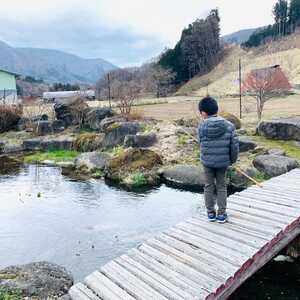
[174, 123, 263, 188]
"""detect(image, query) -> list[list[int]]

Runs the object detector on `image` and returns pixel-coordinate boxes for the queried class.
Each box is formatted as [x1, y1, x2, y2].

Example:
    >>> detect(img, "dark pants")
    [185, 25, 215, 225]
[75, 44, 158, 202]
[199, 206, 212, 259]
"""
[203, 166, 227, 215]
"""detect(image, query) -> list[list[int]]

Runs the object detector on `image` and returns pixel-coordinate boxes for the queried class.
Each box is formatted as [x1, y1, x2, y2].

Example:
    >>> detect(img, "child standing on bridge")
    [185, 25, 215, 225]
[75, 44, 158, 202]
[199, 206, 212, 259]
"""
[198, 97, 239, 223]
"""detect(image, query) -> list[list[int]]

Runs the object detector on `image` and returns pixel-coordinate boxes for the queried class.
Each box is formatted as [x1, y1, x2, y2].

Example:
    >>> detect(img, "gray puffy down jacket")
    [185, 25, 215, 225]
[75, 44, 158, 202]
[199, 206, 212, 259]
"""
[198, 116, 239, 168]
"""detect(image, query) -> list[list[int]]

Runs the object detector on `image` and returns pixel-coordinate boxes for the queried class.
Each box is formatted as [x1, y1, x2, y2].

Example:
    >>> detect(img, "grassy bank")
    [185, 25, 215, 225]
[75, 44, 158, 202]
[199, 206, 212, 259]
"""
[24, 150, 79, 164]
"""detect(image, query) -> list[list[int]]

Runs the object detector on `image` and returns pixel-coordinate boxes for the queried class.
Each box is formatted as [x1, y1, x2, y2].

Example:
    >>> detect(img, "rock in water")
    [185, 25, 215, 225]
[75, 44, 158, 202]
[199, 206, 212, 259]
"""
[257, 117, 300, 140]
[124, 133, 157, 148]
[75, 152, 112, 173]
[238, 136, 257, 152]
[106, 148, 162, 186]
[160, 164, 206, 189]
[253, 154, 299, 177]
[0, 261, 73, 298]
[84, 107, 114, 130]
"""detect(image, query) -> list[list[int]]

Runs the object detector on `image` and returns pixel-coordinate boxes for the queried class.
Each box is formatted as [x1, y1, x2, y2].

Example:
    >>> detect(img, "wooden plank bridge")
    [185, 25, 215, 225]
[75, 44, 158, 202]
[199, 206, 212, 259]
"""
[69, 168, 300, 300]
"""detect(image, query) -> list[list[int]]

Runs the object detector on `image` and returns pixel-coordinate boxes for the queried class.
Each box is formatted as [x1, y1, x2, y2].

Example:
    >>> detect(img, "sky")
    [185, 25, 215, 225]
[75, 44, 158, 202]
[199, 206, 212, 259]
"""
[0, 0, 276, 67]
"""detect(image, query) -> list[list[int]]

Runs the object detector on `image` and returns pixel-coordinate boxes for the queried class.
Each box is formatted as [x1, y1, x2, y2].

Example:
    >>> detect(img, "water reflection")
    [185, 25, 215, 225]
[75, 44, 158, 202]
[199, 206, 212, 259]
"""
[0, 164, 201, 281]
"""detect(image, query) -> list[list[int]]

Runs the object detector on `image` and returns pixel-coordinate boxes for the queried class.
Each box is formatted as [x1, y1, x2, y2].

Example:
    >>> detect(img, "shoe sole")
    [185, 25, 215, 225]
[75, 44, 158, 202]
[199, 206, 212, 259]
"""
[208, 219, 216, 222]
[217, 219, 227, 224]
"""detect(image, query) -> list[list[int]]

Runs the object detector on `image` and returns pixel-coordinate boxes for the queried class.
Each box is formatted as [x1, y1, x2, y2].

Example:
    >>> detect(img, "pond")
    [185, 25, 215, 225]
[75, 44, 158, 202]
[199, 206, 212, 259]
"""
[0, 163, 299, 299]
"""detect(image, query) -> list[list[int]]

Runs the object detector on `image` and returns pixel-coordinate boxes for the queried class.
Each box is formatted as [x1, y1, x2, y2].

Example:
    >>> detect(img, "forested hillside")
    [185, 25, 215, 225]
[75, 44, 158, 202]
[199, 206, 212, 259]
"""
[158, 9, 222, 84]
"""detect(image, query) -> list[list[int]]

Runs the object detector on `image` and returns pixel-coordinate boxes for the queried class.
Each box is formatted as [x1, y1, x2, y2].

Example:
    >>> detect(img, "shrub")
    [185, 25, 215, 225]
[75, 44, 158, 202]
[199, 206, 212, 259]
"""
[131, 172, 147, 187]
[0, 105, 22, 133]
[0, 288, 21, 300]
[219, 112, 242, 129]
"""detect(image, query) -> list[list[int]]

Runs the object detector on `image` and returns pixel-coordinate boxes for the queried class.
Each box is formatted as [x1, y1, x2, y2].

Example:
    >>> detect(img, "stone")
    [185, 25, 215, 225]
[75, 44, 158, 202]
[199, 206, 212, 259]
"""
[257, 117, 300, 141]
[23, 138, 42, 151]
[239, 136, 257, 152]
[73, 133, 104, 152]
[54, 97, 88, 127]
[175, 127, 197, 137]
[160, 164, 206, 189]
[98, 116, 127, 132]
[253, 154, 299, 177]
[174, 118, 199, 128]
[84, 107, 114, 130]
[52, 120, 65, 133]
[219, 112, 242, 129]
[32, 120, 53, 136]
[102, 122, 141, 148]
[75, 152, 112, 173]
[0, 261, 73, 298]
[228, 166, 260, 189]
[124, 133, 157, 148]
[41, 137, 75, 151]
[106, 148, 162, 186]
[236, 128, 247, 135]
[267, 148, 286, 156]
[2, 144, 23, 154]
[0, 140, 5, 153]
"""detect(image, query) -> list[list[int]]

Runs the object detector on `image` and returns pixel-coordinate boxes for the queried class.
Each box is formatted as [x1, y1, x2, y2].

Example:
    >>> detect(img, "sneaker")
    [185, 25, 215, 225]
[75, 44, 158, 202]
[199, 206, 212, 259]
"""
[216, 214, 228, 223]
[207, 212, 216, 222]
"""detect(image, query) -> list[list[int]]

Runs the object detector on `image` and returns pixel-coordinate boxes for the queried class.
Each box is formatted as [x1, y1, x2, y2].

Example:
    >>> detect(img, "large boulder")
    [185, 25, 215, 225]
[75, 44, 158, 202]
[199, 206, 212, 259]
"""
[84, 107, 114, 130]
[102, 122, 141, 148]
[23, 136, 75, 151]
[75, 152, 112, 173]
[106, 148, 162, 186]
[257, 117, 300, 141]
[160, 165, 206, 189]
[98, 116, 127, 132]
[228, 166, 260, 189]
[124, 133, 157, 148]
[219, 112, 241, 129]
[54, 97, 88, 127]
[0, 261, 73, 298]
[253, 154, 299, 177]
[32, 120, 53, 136]
[74, 133, 104, 152]
[239, 136, 257, 152]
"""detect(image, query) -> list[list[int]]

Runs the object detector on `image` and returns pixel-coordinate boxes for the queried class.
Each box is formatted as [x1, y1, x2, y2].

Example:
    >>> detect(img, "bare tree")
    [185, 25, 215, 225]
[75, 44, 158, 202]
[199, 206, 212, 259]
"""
[242, 65, 292, 120]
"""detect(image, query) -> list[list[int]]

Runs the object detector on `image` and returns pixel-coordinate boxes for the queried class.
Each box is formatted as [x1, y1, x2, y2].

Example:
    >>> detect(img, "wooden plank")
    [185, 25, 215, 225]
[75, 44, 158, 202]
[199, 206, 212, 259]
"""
[188, 217, 271, 245]
[194, 211, 279, 236]
[166, 228, 247, 266]
[229, 195, 299, 218]
[263, 182, 300, 193]
[146, 237, 227, 282]
[227, 202, 290, 225]
[101, 261, 168, 300]
[116, 255, 195, 300]
[176, 222, 258, 256]
[69, 283, 101, 300]
[128, 248, 209, 298]
[156, 233, 238, 275]
[224, 209, 285, 230]
[247, 187, 300, 205]
[85, 271, 135, 300]
[240, 189, 300, 208]
[139, 242, 215, 292]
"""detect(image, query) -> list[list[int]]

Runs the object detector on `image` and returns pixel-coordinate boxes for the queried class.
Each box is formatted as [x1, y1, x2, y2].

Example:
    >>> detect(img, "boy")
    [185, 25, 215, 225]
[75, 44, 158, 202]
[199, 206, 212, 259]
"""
[198, 96, 239, 223]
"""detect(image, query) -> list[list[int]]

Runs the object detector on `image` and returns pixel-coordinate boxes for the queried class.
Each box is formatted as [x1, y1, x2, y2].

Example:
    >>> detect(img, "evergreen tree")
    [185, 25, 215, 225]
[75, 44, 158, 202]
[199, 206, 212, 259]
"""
[289, 0, 300, 31]
[273, 0, 288, 36]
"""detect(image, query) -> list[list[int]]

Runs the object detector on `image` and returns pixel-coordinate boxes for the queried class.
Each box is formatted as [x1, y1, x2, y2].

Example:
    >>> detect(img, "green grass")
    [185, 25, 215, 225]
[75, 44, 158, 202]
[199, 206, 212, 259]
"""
[0, 288, 21, 300]
[111, 145, 125, 157]
[253, 136, 300, 162]
[177, 134, 189, 146]
[131, 172, 147, 187]
[24, 150, 79, 163]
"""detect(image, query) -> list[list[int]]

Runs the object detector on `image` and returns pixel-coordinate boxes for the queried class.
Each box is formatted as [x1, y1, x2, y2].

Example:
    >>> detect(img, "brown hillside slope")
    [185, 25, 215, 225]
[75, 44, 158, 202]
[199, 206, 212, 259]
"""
[177, 31, 300, 97]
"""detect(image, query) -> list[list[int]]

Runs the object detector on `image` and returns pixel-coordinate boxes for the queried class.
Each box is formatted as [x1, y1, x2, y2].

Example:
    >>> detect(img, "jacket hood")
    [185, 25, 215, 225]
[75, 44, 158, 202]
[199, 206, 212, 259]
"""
[203, 116, 227, 139]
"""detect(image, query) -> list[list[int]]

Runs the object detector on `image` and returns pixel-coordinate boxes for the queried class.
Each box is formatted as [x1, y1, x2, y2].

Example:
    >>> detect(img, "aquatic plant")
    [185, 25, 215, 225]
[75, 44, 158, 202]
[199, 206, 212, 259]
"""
[24, 150, 79, 163]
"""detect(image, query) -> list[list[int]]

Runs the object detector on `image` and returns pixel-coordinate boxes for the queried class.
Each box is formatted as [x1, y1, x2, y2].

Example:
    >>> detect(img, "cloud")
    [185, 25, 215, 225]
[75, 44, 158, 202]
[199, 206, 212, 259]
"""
[0, 0, 276, 66]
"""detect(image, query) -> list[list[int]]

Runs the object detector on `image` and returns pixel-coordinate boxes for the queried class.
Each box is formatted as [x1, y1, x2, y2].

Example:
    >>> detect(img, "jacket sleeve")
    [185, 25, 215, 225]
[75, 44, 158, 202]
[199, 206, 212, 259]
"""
[230, 129, 239, 164]
[197, 124, 203, 143]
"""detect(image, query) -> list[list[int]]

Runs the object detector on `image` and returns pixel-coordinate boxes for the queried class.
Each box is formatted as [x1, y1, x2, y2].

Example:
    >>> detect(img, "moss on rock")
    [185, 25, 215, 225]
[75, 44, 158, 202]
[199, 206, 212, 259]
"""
[73, 133, 103, 152]
[106, 148, 163, 186]
[220, 112, 242, 129]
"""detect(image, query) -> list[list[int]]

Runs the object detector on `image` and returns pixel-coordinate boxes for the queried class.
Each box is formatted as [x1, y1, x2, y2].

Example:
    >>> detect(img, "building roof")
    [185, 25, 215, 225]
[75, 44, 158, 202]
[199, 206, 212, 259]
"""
[0, 68, 20, 77]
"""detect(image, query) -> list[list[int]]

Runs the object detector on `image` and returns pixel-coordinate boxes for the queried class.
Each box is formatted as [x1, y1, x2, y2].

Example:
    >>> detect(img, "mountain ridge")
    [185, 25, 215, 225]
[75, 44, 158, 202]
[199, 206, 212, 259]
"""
[0, 40, 117, 84]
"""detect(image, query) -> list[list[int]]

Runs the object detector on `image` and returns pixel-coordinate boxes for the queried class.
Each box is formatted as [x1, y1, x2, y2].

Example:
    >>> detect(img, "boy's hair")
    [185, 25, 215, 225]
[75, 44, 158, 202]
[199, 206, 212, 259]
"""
[198, 96, 218, 116]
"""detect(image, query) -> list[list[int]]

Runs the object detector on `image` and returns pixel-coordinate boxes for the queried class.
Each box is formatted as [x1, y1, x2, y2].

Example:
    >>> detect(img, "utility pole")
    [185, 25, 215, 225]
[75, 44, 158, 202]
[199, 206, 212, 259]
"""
[107, 73, 111, 109]
[239, 59, 242, 119]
